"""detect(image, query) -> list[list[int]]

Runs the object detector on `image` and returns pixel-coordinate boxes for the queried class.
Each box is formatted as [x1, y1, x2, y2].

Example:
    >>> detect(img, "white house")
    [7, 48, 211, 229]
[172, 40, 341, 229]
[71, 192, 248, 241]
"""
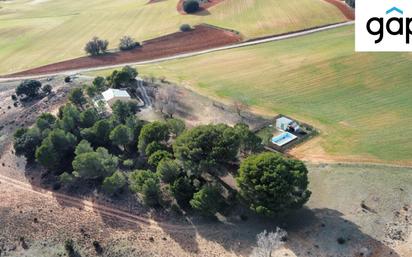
[102, 88, 132, 106]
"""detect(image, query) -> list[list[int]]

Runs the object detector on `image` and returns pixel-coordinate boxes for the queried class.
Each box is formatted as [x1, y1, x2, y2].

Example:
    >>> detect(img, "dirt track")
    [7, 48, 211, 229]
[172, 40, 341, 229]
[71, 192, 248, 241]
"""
[8, 25, 241, 77]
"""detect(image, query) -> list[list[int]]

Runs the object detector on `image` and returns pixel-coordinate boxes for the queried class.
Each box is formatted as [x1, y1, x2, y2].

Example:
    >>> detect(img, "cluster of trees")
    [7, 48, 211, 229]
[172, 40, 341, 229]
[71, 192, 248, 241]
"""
[85, 35, 141, 55]
[183, 0, 200, 13]
[14, 70, 310, 217]
[14, 80, 52, 101]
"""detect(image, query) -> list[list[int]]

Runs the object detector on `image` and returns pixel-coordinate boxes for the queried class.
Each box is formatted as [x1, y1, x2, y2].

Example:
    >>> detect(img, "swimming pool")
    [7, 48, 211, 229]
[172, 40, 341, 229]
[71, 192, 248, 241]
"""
[271, 132, 297, 146]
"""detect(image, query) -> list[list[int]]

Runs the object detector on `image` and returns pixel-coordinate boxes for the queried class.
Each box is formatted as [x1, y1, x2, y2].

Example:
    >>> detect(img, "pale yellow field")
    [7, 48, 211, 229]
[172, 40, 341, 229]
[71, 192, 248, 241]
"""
[0, 0, 347, 75]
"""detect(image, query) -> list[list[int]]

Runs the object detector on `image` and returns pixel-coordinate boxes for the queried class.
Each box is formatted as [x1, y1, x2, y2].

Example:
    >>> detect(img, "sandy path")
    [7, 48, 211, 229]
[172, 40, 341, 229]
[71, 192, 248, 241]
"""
[0, 173, 203, 232]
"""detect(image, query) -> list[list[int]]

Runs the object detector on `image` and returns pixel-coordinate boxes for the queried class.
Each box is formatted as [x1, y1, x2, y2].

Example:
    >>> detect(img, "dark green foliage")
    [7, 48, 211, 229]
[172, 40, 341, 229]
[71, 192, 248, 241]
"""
[85, 37, 108, 56]
[42, 84, 52, 95]
[107, 66, 138, 88]
[190, 185, 225, 216]
[129, 170, 161, 206]
[144, 141, 168, 157]
[171, 176, 195, 207]
[13, 128, 42, 161]
[148, 150, 173, 168]
[59, 172, 75, 185]
[234, 123, 262, 154]
[72, 147, 118, 179]
[166, 118, 186, 137]
[81, 120, 112, 147]
[111, 100, 138, 124]
[79, 108, 99, 128]
[183, 0, 200, 13]
[68, 88, 86, 107]
[35, 129, 77, 170]
[93, 76, 108, 92]
[138, 121, 169, 153]
[157, 159, 180, 183]
[110, 124, 132, 149]
[74, 140, 93, 155]
[16, 80, 41, 98]
[36, 113, 56, 131]
[102, 171, 127, 195]
[173, 124, 240, 176]
[56, 104, 81, 133]
[237, 152, 311, 216]
[180, 24, 192, 32]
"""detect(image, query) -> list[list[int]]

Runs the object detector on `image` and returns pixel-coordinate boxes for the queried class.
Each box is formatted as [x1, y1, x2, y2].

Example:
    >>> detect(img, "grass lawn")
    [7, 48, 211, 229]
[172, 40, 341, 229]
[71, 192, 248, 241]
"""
[0, 0, 346, 75]
[109, 26, 411, 163]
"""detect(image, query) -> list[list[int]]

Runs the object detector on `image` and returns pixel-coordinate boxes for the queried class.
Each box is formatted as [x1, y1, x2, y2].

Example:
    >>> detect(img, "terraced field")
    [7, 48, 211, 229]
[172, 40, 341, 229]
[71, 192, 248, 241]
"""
[127, 26, 412, 163]
[0, 0, 347, 75]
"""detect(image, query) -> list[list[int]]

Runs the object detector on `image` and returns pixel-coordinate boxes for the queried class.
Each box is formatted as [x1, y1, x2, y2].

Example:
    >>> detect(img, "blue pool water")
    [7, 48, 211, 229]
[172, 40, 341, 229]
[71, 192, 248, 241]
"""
[271, 132, 297, 146]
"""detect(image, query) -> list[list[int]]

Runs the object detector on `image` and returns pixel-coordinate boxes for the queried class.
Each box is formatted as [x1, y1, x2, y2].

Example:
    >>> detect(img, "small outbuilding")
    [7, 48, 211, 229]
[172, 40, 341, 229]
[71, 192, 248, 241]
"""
[276, 116, 300, 132]
[102, 88, 132, 106]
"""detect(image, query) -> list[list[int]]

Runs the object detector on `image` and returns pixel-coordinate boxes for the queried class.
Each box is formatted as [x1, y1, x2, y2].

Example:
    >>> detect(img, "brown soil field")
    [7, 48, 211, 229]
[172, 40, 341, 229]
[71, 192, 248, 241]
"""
[7, 25, 241, 77]
[177, 0, 226, 15]
[324, 0, 354, 20]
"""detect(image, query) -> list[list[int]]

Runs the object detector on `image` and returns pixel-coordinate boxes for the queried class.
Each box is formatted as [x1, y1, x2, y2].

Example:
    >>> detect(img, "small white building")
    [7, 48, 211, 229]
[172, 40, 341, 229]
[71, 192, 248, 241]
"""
[276, 116, 300, 132]
[102, 88, 132, 106]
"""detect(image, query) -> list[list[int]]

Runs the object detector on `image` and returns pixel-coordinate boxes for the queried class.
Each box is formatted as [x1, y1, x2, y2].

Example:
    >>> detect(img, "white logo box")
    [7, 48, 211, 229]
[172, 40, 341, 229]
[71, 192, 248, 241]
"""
[356, 0, 412, 51]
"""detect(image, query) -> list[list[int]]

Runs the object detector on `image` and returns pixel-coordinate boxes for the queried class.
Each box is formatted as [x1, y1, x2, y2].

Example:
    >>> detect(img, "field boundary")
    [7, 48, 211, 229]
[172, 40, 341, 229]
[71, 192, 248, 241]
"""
[0, 21, 354, 82]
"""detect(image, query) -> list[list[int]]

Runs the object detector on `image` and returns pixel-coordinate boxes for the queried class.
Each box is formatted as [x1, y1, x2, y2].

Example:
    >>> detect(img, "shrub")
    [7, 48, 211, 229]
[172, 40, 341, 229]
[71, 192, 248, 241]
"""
[156, 159, 180, 183]
[42, 84, 52, 95]
[180, 24, 192, 32]
[102, 171, 127, 195]
[64, 76, 71, 83]
[183, 0, 200, 13]
[85, 37, 109, 56]
[16, 80, 42, 98]
[148, 150, 173, 168]
[171, 176, 195, 207]
[190, 185, 225, 216]
[119, 36, 140, 51]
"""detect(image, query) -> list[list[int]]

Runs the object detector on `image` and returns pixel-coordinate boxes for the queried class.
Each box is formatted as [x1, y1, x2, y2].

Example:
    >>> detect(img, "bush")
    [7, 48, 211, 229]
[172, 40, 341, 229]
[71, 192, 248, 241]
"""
[148, 150, 173, 168]
[180, 24, 192, 32]
[190, 185, 225, 216]
[183, 0, 200, 13]
[102, 171, 127, 195]
[85, 37, 109, 56]
[171, 176, 195, 207]
[157, 159, 180, 183]
[119, 36, 140, 51]
[16, 80, 42, 98]
[42, 84, 52, 95]
[64, 76, 71, 83]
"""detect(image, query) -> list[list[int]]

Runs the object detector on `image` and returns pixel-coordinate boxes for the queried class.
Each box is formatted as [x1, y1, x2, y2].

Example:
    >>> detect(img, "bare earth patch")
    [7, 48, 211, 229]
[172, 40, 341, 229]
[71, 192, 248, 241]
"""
[5, 25, 241, 77]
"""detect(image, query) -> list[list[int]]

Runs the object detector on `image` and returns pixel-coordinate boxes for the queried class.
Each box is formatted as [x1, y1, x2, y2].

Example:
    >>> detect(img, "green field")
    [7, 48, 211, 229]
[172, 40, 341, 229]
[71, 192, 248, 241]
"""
[120, 26, 411, 163]
[0, 0, 347, 75]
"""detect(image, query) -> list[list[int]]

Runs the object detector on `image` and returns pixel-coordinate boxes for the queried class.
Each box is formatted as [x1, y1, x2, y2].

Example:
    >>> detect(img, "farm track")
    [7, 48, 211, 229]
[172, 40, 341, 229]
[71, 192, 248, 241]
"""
[0, 173, 202, 232]
[0, 21, 354, 82]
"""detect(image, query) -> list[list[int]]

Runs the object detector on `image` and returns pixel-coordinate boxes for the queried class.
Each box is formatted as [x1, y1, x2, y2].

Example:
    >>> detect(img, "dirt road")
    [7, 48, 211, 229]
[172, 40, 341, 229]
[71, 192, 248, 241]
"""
[0, 173, 200, 232]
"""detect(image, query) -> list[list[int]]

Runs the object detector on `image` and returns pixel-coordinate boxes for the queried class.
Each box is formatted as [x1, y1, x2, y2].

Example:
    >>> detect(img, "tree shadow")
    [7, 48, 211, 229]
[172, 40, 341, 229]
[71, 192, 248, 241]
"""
[183, 207, 401, 257]
[154, 214, 201, 254]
